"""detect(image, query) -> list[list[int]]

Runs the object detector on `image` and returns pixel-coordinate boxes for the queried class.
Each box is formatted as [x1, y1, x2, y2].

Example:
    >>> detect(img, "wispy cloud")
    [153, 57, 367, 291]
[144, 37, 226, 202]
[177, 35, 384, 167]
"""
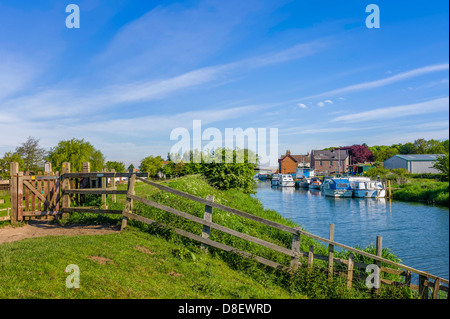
[331, 97, 449, 123]
[300, 63, 449, 100]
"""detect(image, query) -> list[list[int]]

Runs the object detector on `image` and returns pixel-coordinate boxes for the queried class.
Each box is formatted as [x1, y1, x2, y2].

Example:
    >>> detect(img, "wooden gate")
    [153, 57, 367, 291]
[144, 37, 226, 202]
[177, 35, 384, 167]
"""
[9, 162, 61, 222]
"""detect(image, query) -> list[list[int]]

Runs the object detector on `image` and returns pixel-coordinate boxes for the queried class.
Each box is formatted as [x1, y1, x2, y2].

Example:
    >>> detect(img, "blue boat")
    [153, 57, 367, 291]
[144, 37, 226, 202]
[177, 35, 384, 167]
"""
[323, 178, 353, 197]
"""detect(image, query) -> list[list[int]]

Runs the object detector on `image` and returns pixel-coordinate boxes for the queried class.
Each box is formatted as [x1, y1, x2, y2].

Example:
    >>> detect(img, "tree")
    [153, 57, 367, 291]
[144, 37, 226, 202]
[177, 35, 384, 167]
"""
[433, 154, 449, 176]
[0, 152, 24, 179]
[398, 142, 417, 155]
[106, 161, 126, 173]
[47, 138, 105, 172]
[339, 145, 374, 164]
[139, 156, 164, 177]
[161, 161, 175, 177]
[15, 136, 47, 172]
[369, 146, 399, 162]
[127, 164, 135, 171]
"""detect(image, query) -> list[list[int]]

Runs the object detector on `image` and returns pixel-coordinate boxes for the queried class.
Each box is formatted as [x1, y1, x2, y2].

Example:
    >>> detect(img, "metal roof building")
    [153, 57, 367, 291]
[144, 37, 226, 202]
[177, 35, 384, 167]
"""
[384, 154, 442, 173]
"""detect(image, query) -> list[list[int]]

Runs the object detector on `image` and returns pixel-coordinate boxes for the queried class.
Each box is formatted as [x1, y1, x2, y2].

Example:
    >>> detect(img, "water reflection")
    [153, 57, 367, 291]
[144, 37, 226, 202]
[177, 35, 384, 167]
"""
[254, 181, 449, 280]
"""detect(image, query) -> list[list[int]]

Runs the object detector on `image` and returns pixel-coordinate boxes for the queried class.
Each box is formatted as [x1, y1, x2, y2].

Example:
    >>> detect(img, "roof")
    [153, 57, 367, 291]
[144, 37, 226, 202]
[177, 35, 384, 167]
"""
[389, 154, 443, 161]
[278, 154, 310, 163]
[312, 149, 348, 160]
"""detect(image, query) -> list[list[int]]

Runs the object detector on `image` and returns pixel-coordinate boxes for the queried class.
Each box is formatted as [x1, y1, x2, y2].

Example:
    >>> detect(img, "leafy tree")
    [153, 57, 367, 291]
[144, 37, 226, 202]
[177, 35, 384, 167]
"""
[201, 148, 257, 194]
[398, 142, 417, 154]
[433, 153, 449, 176]
[47, 138, 105, 172]
[161, 161, 175, 177]
[0, 152, 24, 179]
[139, 156, 164, 177]
[106, 161, 126, 173]
[127, 164, 135, 171]
[369, 146, 399, 162]
[15, 136, 47, 172]
[339, 144, 374, 164]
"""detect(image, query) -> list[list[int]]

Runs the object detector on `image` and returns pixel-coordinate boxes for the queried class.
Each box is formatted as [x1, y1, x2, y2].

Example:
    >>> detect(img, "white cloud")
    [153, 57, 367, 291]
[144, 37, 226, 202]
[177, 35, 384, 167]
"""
[317, 101, 325, 107]
[332, 97, 449, 123]
[297, 103, 307, 109]
[300, 63, 449, 100]
[324, 99, 333, 104]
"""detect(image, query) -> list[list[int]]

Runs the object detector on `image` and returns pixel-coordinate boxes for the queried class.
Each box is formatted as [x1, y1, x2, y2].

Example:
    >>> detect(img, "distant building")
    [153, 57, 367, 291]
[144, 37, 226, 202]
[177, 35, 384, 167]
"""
[311, 149, 349, 175]
[278, 150, 310, 174]
[384, 154, 442, 174]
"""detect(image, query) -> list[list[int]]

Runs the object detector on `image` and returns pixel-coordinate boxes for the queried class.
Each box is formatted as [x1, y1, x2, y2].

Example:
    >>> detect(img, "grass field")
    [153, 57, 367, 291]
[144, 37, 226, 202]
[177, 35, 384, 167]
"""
[0, 175, 415, 299]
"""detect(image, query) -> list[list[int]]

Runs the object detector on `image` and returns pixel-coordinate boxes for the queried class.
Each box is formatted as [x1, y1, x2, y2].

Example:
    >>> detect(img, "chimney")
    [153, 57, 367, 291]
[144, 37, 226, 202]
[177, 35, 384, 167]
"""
[286, 150, 291, 155]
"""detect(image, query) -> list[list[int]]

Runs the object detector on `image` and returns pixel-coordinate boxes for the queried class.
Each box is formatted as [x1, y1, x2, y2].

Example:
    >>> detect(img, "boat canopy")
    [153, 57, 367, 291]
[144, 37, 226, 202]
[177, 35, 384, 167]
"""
[329, 178, 351, 190]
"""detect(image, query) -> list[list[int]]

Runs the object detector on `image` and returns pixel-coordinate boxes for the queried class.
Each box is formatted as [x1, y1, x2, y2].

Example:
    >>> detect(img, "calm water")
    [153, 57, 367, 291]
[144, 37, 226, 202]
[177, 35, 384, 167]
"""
[253, 181, 449, 280]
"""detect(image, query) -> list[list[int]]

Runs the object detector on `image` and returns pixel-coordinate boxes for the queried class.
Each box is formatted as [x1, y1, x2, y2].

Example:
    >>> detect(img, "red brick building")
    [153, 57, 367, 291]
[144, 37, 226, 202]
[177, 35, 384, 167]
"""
[311, 149, 349, 175]
[278, 150, 310, 174]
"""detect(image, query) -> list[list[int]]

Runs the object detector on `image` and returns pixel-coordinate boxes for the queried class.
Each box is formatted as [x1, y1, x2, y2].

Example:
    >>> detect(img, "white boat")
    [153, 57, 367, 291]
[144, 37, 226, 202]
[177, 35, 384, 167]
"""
[323, 178, 353, 197]
[352, 180, 386, 198]
[271, 174, 281, 186]
[279, 174, 295, 187]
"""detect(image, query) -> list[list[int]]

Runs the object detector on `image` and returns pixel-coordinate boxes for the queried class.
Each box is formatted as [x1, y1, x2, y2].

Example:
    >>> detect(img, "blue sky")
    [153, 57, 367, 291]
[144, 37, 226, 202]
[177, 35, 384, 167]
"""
[0, 0, 448, 167]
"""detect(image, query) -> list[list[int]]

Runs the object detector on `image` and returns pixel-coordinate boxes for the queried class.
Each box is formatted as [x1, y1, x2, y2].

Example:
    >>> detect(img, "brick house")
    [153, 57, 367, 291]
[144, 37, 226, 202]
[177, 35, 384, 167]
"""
[278, 150, 311, 174]
[311, 149, 349, 175]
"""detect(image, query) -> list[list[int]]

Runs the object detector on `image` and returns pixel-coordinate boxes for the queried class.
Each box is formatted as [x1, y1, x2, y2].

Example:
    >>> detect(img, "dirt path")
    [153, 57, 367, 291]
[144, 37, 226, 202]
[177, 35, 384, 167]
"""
[0, 220, 120, 244]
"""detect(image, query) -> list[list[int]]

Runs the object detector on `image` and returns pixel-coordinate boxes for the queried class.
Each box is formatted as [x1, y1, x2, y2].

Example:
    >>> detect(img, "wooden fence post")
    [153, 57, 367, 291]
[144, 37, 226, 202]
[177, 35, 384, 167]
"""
[111, 169, 116, 203]
[121, 174, 136, 231]
[328, 223, 335, 280]
[61, 162, 71, 219]
[201, 195, 214, 252]
[101, 168, 107, 209]
[375, 236, 382, 294]
[419, 274, 429, 299]
[307, 245, 314, 271]
[9, 162, 19, 224]
[347, 253, 354, 288]
[17, 172, 24, 221]
[290, 227, 301, 271]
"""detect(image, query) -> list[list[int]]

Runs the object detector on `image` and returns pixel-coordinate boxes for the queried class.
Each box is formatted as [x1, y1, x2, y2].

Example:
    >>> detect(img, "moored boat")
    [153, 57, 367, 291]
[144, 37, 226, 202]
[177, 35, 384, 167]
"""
[271, 174, 281, 186]
[297, 178, 311, 188]
[351, 180, 386, 198]
[279, 174, 295, 187]
[309, 178, 322, 189]
[323, 178, 353, 197]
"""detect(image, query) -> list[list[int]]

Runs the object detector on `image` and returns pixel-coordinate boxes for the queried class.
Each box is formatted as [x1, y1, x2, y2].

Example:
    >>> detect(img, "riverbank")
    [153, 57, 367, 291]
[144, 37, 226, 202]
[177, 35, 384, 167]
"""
[391, 179, 449, 207]
[0, 175, 413, 299]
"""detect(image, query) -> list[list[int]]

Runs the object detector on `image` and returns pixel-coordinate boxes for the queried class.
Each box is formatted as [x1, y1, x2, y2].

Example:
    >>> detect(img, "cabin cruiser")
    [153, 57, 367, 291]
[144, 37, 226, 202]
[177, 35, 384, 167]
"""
[323, 178, 353, 197]
[271, 174, 281, 186]
[279, 174, 295, 187]
[351, 179, 386, 198]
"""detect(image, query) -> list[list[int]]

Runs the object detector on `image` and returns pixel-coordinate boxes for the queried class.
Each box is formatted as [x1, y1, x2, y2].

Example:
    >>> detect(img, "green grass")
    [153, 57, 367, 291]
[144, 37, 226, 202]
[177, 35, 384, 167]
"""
[392, 179, 449, 207]
[1, 175, 415, 299]
[0, 229, 301, 298]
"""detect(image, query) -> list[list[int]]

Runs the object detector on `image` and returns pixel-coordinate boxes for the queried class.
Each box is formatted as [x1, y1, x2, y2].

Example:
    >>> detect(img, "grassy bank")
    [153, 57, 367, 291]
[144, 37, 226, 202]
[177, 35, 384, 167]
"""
[392, 179, 449, 207]
[1, 175, 413, 298]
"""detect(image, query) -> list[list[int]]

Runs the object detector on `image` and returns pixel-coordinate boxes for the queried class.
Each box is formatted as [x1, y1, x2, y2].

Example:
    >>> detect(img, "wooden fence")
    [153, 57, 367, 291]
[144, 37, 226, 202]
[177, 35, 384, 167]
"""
[120, 175, 449, 299]
[3, 162, 449, 299]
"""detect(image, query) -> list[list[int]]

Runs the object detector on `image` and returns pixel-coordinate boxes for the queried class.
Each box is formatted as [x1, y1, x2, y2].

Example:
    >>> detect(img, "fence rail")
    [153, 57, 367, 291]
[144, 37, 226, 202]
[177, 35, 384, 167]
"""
[119, 176, 449, 299]
[2, 161, 449, 299]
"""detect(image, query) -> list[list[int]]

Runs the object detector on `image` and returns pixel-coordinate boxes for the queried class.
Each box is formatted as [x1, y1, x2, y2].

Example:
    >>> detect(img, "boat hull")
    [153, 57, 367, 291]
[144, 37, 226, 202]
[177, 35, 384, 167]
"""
[353, 189, 386, 198]
[324, 188, 353, 197]
[280, 181, 295, 187]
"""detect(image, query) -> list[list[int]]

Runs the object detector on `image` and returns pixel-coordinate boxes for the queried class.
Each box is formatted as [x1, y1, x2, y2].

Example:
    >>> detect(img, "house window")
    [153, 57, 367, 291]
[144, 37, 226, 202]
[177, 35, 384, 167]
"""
[330, 161, 333, 166]
[319, 161, 322, 166]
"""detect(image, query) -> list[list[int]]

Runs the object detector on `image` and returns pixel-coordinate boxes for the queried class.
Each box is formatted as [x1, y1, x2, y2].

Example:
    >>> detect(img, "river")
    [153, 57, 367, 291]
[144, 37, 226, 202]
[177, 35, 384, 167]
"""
[253, 180, 449, 281]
